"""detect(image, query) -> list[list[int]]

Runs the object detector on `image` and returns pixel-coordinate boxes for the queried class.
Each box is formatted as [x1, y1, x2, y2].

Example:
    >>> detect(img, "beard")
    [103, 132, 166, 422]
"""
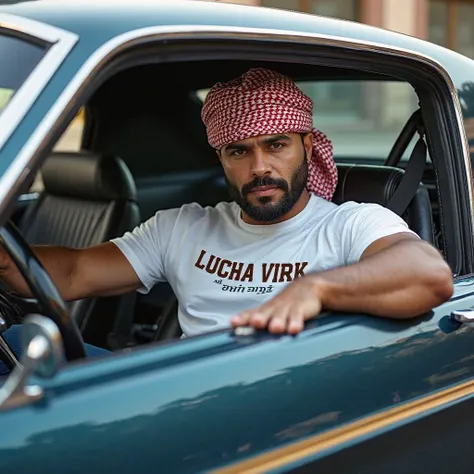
[226, 153, 309, 223]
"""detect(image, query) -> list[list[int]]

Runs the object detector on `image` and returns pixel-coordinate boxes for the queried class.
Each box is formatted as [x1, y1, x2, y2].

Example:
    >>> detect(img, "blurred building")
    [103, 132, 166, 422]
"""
[217, 0, 474, 59]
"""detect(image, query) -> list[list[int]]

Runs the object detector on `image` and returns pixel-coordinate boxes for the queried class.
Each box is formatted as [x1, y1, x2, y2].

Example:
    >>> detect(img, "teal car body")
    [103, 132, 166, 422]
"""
[0, 1, 474, 473]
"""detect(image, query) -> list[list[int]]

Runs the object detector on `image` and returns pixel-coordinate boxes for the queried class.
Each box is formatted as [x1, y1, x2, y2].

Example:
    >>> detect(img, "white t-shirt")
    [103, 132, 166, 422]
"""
[111, 194, 415, 337]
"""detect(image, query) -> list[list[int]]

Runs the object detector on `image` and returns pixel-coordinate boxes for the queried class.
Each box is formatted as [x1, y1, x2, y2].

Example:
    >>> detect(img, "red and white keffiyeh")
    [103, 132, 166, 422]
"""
[201, 68, 338, 201]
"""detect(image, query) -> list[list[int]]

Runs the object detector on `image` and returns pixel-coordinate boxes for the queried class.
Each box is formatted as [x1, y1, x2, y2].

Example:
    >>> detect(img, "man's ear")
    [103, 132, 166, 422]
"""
[303, 132, 312, 159]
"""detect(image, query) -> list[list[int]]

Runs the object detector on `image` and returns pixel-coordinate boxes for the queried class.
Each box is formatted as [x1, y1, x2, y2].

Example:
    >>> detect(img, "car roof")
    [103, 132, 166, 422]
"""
[0, 0, 462, 60]
[1, 0, 472, 86]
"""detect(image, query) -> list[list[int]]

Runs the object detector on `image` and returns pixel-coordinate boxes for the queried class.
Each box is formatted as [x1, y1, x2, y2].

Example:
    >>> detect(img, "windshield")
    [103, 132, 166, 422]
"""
[0, 33, 46, 114]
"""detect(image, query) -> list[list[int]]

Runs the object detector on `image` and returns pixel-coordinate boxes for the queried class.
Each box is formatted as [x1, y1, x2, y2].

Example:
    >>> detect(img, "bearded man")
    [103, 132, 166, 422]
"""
[0, 68, 453, 363]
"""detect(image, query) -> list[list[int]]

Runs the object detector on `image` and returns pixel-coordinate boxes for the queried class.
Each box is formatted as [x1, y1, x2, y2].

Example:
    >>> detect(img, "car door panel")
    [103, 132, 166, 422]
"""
[291, 395, 474, 474]
[0, 278, 473, 473]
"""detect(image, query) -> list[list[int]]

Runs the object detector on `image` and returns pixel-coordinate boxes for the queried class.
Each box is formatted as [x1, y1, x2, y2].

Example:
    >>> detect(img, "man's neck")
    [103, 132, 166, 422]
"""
[242, 190, 311, 225]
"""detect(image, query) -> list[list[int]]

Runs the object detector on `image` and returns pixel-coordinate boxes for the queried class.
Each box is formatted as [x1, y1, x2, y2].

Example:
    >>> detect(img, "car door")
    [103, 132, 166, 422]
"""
[1, 285, 474, 474]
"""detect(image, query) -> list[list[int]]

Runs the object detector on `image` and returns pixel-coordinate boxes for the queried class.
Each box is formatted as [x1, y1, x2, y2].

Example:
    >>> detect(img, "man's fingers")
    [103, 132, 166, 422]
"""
[268, 312, 288, 334]
[232, 301, 275, 328]
[249, 311, 270, 329]
[267, 309, 305, 335]
[232, 298, 310, 336]
[231, 311, 251, 327]
[287, 312, 305, 334]
[231, 308, 269, 327]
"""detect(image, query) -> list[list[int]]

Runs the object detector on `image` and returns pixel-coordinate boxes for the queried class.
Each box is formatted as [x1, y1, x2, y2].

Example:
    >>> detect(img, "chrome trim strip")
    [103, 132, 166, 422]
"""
[0, 12, 69, 43]
[456, 108, 474, 242]
[0, 23, 471, 227]
[214, 376, 474, 473]
[0, 13, 78, 152]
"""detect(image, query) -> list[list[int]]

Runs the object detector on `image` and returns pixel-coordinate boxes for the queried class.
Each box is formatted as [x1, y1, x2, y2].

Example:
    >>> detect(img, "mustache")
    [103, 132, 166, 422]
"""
[241, 176, 289, 196]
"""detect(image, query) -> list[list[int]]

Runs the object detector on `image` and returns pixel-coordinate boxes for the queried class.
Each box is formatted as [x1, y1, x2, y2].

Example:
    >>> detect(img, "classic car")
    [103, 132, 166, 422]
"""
[1, 0, 474, 472]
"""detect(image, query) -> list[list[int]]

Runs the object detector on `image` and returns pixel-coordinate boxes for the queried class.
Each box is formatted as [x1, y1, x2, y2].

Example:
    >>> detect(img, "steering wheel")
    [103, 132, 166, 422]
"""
[0, 222, 86, 361]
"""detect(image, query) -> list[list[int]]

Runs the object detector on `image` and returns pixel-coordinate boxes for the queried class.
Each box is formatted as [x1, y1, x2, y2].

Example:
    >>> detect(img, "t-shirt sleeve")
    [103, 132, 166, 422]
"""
[110, 208, 180, 294]
[343, 203, 419, 264]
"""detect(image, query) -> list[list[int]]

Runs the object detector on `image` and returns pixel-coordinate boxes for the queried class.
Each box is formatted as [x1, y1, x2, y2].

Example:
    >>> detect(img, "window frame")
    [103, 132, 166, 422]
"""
[0, 13, 78, 153]
[3, 27, 471, 276]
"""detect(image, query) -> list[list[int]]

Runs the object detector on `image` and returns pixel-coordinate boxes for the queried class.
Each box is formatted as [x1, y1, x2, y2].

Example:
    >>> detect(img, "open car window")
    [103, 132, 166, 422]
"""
[0, 33, 46, 115]
[28, 108, 85, 193]
[54, 107, 84, 152]
[196, 80, 419, 162]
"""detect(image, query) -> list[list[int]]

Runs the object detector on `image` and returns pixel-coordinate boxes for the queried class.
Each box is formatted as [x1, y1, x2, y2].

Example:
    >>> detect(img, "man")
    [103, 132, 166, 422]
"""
[0, 68, 453, 351]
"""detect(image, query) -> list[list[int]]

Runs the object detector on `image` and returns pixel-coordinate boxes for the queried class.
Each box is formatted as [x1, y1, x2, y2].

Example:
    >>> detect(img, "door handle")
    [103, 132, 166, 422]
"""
[451, 310, 474, 325]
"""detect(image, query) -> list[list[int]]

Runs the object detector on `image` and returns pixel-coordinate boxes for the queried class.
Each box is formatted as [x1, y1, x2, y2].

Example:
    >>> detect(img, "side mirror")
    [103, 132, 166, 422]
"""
[0, 315, 64, 411]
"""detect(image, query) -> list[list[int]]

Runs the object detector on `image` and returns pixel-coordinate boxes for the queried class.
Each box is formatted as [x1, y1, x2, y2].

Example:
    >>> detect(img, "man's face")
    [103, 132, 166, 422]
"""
[219, 132, 312, 223]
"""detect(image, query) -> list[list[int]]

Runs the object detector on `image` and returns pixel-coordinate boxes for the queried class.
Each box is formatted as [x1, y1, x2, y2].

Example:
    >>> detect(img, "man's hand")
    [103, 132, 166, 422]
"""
[231, 277, 323, 335]
[231, 234, 453, 335]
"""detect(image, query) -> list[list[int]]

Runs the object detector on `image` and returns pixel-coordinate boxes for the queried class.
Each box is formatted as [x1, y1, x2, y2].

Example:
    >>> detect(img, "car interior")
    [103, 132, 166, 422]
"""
[5, 59, 441, 356]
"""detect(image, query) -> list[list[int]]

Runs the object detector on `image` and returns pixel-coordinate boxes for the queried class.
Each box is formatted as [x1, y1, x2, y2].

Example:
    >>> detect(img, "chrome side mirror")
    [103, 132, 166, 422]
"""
[0, 315, 64, 411]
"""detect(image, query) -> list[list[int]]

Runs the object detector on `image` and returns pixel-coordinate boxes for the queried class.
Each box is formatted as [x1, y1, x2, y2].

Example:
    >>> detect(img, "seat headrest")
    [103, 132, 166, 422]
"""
[332, 163, 434, 244]
[333, 164, 403, 206]
[42, 151, 136, 201]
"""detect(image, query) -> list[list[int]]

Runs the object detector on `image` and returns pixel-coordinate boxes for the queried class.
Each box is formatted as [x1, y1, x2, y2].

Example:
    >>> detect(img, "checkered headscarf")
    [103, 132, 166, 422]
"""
[201, 68, 338, 201]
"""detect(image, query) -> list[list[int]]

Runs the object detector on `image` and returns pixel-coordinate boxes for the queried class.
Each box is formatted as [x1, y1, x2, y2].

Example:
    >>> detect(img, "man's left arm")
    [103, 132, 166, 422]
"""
[231, 233, 454, 334]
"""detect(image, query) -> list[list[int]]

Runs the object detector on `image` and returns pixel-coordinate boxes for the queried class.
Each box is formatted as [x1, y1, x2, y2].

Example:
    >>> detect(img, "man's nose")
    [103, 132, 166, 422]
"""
[250, 150, 272, 177]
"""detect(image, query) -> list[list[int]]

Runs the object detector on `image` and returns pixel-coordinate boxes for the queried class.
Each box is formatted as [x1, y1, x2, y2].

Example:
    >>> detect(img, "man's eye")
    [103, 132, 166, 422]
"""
[270, 142, 285, 150]
[231, 149, 246, 157]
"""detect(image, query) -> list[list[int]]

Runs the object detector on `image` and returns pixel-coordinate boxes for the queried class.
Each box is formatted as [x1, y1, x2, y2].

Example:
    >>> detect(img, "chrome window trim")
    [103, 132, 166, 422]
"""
[0, 13, 78, 152]
[0, 24, 471, 231]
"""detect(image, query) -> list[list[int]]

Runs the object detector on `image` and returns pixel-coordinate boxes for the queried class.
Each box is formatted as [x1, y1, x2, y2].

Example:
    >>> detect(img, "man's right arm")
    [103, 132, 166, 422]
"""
[0, 242, 142, 301]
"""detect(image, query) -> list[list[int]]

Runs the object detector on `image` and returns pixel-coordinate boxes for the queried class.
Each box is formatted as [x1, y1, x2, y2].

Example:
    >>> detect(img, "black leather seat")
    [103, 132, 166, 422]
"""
[333, 164, 434, 243]
[18, 151, 141, 348]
